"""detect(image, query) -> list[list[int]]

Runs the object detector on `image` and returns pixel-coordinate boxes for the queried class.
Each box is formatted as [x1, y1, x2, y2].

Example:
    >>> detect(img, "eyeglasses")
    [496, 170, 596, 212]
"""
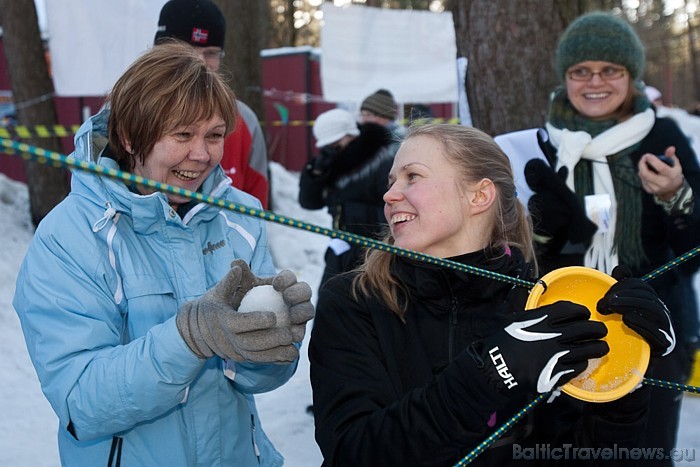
[199, 48, 225, 61]
[567, 66, 626, 82]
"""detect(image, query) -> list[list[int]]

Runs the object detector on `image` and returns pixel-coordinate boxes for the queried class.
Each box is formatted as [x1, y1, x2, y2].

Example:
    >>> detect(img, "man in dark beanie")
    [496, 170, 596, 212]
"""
[155, 0, 225, 68]
[154, 0, 271, 209]
[359, 89, 405, 139]
[360, 89, 397, 121]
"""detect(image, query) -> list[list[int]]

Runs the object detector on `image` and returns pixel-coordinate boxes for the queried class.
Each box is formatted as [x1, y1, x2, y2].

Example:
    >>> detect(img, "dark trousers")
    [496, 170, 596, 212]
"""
[640, 344, 693, 466]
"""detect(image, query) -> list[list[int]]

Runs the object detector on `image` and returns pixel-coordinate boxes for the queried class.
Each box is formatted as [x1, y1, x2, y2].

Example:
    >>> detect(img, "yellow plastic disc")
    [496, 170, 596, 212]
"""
[525, 266, 650, 403]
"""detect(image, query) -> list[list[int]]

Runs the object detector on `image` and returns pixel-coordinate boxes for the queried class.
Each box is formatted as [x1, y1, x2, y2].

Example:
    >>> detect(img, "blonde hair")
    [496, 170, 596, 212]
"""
[107, 40, 237, 171]
[353, 124, 535, 318]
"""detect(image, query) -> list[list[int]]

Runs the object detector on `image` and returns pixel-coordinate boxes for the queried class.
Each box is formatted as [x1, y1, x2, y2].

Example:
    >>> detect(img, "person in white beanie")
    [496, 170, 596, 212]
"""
[299, 108, 399, 286]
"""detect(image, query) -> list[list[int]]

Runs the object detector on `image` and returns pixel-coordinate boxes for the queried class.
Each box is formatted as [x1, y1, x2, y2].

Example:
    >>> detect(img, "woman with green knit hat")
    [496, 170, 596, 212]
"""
[496, 11, 700, 465]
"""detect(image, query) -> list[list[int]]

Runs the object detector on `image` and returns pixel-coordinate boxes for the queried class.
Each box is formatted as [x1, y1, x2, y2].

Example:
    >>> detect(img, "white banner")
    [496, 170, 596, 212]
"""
[46, 0, 167, 96]
[320, 4, 458, 104]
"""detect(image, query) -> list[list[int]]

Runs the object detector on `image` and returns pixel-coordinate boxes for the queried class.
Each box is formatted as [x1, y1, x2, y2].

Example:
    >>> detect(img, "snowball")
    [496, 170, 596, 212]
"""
[237, 285, 290, 328]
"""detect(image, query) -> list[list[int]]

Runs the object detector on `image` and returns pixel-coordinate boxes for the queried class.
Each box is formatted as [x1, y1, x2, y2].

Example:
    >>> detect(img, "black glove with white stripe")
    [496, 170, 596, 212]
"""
[468, 301, 609, 399]
[597, 265, 676, 358]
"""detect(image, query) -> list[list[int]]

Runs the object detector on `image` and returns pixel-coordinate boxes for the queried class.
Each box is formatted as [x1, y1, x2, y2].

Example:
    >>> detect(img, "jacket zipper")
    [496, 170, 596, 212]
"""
[448, 296, 458, 362]
[251, 414, 261, 459]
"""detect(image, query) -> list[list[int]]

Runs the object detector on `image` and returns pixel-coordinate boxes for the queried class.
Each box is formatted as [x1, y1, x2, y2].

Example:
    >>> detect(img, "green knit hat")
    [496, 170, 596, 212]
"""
[555, 12, 645, 80]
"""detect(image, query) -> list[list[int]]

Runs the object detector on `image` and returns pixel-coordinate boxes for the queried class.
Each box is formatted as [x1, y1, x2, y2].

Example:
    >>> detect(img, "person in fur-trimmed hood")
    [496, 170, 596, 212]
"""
[299, 108, 400, 286]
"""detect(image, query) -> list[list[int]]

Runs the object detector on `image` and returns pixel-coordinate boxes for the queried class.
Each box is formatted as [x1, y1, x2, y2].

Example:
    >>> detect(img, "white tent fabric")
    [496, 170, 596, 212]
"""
[320, 4, 458, 104]
[46, 0, 167, 97]
[457, 57, 472, 126]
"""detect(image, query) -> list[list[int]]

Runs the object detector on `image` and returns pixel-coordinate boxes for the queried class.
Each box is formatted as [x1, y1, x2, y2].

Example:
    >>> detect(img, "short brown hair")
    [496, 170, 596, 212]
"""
[107, 40, 237, 171]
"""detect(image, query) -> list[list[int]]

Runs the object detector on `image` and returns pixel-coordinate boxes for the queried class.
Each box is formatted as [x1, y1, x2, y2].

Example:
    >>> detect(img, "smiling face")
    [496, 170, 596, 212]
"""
[566, 60, 631, 120]
[384, 135, 492, 258]
[130, 115, 226, 208]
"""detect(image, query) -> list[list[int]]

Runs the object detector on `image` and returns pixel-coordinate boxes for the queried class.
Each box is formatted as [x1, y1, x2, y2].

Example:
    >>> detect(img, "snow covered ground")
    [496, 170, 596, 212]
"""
[0, 163, 698, 466]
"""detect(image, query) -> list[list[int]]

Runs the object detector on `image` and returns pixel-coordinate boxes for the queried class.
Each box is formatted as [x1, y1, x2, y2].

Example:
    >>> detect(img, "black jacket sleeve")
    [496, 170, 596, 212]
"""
[298, 162, 329, 210]
[582, 385, 650, 448]
[654, 118, 700, 274]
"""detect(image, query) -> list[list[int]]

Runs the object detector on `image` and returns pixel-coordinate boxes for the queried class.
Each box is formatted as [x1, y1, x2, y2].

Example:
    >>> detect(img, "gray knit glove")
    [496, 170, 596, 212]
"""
[269, 270, 315, 343]
[176, 260, 299, 363]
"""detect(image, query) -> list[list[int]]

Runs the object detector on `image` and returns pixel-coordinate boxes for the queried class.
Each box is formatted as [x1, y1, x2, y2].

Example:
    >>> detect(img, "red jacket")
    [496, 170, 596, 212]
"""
[220, 101, 269, 208]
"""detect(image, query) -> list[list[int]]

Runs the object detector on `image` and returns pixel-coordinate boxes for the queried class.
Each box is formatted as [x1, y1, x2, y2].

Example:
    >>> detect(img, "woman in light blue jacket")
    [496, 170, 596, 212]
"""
[13, 42, 314, 466]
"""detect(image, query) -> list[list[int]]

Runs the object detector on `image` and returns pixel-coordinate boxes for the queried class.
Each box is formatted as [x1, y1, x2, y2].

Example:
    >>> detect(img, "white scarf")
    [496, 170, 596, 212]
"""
[545, 108, 655, 274]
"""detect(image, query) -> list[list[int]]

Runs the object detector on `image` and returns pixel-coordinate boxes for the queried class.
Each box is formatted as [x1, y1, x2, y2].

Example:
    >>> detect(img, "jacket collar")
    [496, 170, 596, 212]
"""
[392, 247, 529, 313]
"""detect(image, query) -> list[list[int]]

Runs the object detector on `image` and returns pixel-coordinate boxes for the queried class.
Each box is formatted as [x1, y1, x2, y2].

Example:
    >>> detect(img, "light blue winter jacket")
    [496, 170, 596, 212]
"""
[13, 109, 294, 466]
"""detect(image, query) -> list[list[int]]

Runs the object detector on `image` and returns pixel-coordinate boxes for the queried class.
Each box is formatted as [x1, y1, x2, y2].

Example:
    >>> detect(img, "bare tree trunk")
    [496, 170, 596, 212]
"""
[285, 0, 297, 46]
[659, 5, 674, 103]
[215, 0, 269, 120]
[687, 7, 700, 102]
[0, 0, 69, 226]
[269, 0, 297, 47]
[451, 0, 586, 136]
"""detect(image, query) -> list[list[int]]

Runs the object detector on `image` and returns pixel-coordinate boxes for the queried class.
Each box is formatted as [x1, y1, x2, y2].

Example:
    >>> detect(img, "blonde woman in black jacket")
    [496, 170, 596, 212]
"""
[309, 124, 676, 466]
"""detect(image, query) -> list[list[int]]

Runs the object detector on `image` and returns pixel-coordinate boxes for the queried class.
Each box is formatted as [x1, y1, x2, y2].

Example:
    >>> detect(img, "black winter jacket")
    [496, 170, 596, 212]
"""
[537, 117, 700, 278]
[538, 117, 700, 346]
[309, 249, 649, 466]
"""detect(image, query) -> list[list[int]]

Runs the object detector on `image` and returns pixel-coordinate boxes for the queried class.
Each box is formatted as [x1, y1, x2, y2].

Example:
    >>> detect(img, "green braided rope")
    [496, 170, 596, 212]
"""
[5, 137, 700, 466]
[453, 376, 700, 466]
[643, 377, 700, 395]
[453, 393, 547, 466]
[0, 137, 535, 289]
[642, 245, 700, 281]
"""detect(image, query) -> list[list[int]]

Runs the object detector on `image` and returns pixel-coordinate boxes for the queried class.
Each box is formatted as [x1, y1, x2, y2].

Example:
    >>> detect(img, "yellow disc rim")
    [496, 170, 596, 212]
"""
[525, 266, 650, 402]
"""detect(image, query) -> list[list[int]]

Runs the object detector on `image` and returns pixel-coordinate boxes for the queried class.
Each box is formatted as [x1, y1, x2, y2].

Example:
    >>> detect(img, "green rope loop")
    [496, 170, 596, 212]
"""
[3, 137, 700, 466]
[642, 246, 700, 281]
